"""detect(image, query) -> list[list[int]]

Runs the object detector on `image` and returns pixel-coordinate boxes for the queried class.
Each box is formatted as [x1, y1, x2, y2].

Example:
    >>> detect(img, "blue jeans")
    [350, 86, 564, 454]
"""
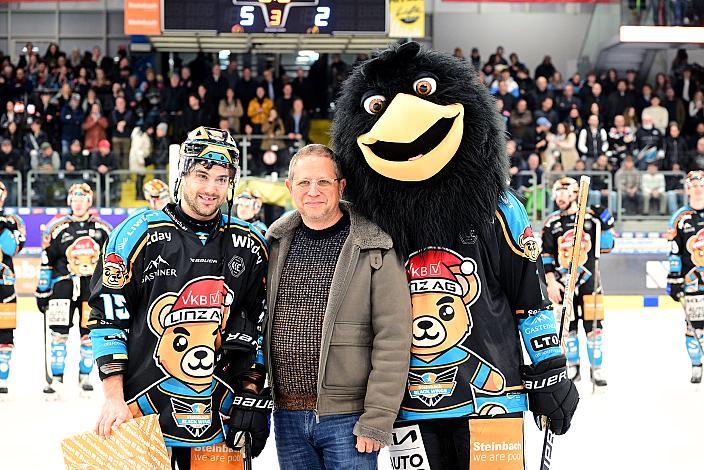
[274, 410, 378, 470]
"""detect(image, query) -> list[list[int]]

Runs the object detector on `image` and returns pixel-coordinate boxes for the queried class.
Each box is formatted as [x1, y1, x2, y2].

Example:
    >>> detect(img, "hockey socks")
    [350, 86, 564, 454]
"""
[685, 332, 704, 367]
[79, 335, 93, 375]
[0, 344, 11, 382]
[50, 332, 68, 378]
[586, 329, 604, 368]
[565, 331, 580, 365]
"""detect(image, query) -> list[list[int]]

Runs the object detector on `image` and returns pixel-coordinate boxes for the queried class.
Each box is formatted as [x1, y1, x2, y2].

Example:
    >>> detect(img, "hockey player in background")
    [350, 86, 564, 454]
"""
[36, 183, 112, 397]
[542, 177, 615, 387]
[235, 189, 267, 235]
[0, 181, 25, 395]
[88, 127, 270, 469]
[143, 178, 171, 211]
[667, 170, 704, 383]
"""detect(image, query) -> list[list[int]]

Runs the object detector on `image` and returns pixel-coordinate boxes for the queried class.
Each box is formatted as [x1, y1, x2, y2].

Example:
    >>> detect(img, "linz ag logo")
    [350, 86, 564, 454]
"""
[530, 333, 559, 351]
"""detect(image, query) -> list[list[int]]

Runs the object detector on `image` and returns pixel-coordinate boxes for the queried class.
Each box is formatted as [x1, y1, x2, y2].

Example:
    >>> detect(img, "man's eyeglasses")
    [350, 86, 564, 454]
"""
[292, 178, 340, 190]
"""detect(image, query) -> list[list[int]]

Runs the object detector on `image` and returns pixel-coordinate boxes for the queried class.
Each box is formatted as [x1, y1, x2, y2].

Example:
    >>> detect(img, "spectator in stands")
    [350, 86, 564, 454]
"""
[63, 139, 90, 171]
[616, 154, 642, 214]
[623, 105, 640, 129]
[247, 86, 273, 133]
[642, 95, 669, 133]
[535, 55, 556, 81]
[109, 96, 134, 169]
[82, 102, 108, 151]
[579, 71, 598, 103]
[635, 114, 665, 168]
[591, 154, 617, 210]
[515, 67, 534, 97]
[568, 73, 582, 95]
[525, 152, 543, 186]
[32, 141, 60, 171]
[663, 122, 688, 170]
[179, 66, 195, 94]
[261, 68, 281, 102]
[687, 137, 704, 171]
[675, 66, 697, 103]
[625, 69, 639, 92]
[551, 122, 579, 171]
[5, 121, 22, 153]
[0, 139, 20, 175]
[566, 107, 583, 132]
[556, 84, 581, 122]
[548, 71, 565, 96]
[260, 108, 287, 174]
[578, 114, 609, 164]
[606, 80, 635, 126]
[470, 48, 481, 71]
[0, 100, 19, 132]
[493, 79, 516, 112]
[275, 83, 295, 122]
[234, 66, 256, 109]
[507, 140, 525, 191]
[534, 97, 559, 129]
[291, 68, 310, 110]
[641, 161, 666, 215]
[602, 68, 619, 97]
[687, 90, 704, 134]
[508, 53, 526, 78]
[81, 88, 100, 115]
[161, 73, 186, 137]
[509, 99, 533, 146]
[654, 73, 669, 97]
[663, 86, 686, 126]
[285, 98, 310, 144]
[183, 94, 207, 135]
[666, 162, 686, 213]
[690, 122, 704, 149]
[129, 125, 152, 199]
[205, 63, 229, 108]
[91, 139, 115, 197]
[59, 93, 84, 156]
[149, 122, 170, 170]
[196, 84, 216, 127]
[608, 114, 636, 169]
[43, 43, 61, 70]
[584, 82, 607, 121]
[219, 87, 244, 134]
[528, 76, 551, 111]
[224, 58, 239, 90]
[23, 118, 47, 169]
[636, 84, 655, 115]
[487, 46, 508, 66]
[534, 117, 555, 166]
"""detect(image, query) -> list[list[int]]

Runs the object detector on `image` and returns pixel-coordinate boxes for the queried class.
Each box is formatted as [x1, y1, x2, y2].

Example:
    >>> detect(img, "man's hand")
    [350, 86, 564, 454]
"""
[356, 436, 383, 453]
[546, 277, 564, 304]
[94, 375, 133, 437]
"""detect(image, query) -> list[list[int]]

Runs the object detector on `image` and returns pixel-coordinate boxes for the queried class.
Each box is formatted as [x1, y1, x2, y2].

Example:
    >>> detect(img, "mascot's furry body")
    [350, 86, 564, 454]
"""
[332, 42, 578, 469]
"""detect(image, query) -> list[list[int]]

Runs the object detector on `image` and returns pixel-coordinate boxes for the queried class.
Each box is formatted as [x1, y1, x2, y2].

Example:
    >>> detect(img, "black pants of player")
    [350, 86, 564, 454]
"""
[0, 285, 17, 344]
[170, 447, 191, 470]
[48, 278, 90, 336]
[568, 293, 603, 334]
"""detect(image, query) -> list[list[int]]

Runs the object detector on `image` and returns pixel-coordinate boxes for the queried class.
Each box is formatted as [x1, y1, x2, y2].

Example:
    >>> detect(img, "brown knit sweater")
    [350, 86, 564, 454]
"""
[270, 213, 350, 410]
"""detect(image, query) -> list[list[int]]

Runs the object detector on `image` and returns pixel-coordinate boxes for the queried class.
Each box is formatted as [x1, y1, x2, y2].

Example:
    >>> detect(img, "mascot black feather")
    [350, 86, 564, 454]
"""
[331, 42, 578, 470]
[331, 41, 507, 258]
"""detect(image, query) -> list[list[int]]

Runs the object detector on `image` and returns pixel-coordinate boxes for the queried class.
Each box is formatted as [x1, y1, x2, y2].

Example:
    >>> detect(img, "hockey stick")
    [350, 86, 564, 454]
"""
[590, 217, 601, 394]
[42, 310, 52, 386]
[539, 175, 590, 470]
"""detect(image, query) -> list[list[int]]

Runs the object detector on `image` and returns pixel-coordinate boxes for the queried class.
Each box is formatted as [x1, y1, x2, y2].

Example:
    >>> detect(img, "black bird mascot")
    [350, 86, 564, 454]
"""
[331, 42, 578, 470]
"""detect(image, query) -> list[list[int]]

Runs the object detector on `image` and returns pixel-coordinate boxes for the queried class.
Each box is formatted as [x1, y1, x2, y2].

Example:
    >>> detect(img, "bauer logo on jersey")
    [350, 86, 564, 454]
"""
[103, 252, 130, 289]
[66, 236, 101, 276]
[518, 227, 540, 262]
[407, 368, 458, 407]
[171, 398, 212, 437]
[147, 276, 234, 392]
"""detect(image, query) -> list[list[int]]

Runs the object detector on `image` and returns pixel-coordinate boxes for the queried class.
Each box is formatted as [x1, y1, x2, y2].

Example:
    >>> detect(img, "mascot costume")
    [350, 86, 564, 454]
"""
[331, 42, 579, 469]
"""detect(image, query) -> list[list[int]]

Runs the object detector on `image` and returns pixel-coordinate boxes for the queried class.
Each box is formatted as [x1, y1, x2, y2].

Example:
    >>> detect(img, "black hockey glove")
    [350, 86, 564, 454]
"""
[225, 387, 273, 457]
[521, 356, 579, 435]
[36, 296, 49, 314]
[222, 313, 258, 354]
[668, 283, 684, 302]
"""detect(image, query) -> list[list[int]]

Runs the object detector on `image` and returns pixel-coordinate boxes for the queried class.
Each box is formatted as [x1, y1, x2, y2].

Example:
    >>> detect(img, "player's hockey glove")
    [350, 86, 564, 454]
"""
[521, 356, 579, 435]
[0, 216, 17, 232]
[668, 283, 684, 302]
[590, 205, 614, 228]
[225, 387, 273, 457]
[36, 295, 50, 314]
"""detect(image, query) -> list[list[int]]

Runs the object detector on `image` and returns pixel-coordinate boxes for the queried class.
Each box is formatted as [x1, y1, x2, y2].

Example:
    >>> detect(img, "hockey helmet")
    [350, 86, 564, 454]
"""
[686, 171, 704, 188]
[67, 183, 93, 206]
[143, 178, 171, 201]
[552, 177, 579, 201]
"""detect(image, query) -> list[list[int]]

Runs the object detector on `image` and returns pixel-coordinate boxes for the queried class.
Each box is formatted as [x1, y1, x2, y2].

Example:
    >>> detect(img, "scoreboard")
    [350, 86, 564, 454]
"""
[163, 0, 388, 34]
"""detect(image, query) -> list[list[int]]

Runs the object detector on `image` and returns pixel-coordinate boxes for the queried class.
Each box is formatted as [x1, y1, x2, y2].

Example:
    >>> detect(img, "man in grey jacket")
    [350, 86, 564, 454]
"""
[265, 144, 412, 469]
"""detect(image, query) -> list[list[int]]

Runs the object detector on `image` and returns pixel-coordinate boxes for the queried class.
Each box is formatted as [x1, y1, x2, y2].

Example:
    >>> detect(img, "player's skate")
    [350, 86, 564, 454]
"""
[590, 367, 607, 387]
[79, 373, 93, 397]
[691, 364, 702, 384]
[43, 376, 64, 401]
[568, 363, 581, 382]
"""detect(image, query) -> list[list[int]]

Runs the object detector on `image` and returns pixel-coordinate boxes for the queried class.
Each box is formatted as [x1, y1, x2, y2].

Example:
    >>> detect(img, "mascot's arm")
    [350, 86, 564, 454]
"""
[497, 193, 563, 366]
[87, 214, 146, 380]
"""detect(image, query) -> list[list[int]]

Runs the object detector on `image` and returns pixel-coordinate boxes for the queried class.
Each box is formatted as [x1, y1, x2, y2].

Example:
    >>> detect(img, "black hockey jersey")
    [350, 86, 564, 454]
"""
[541, 206, 615, 296]
[36, 214, 112, 298]
[87, 204, 268, 447]
[398, 192, 563, 421]
[0, 212, 25, 286]
[668, 205, 704, 296]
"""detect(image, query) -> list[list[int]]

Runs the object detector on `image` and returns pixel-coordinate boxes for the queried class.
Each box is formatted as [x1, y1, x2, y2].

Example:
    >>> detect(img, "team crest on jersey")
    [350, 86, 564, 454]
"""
[407, 367, 458, 407]
[518, 227, 540, 262]
[66, 236, 101, 276]
[147, 276, 234, 392]
[103, 253, 130, 289]
[171, 398, 212, 437]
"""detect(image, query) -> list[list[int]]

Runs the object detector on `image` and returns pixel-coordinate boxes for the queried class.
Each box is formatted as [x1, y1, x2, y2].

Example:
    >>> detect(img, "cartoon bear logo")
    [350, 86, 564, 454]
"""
[684, 228, 704, 292]
[102, 252, 130, 289]
[147, 276, 234, 393]
[519, 226, 540, 263]
[404, 248, 505, 413]
[66, 236, 100, 277]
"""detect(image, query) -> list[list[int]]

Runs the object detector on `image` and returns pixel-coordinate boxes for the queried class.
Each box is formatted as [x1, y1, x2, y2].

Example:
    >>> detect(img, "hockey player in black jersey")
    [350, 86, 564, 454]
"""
[36, 183, 112, 397]
[235, 189, 267, 236]
[667, 170, 704, 383]
[0, 181, 25, 395]
[541, 177, 615, 387]
[143, 178, 171, 211]
[88, 127, 270, 469]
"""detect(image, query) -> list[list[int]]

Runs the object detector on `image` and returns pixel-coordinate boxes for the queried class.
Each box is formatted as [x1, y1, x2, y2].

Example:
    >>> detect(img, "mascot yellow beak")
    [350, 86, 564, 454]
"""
[357, 93, 464, 182]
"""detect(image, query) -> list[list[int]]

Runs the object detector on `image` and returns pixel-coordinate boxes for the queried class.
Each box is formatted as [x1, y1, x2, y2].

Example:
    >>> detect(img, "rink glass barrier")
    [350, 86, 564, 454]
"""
[0, 171, 22, 207]
[233, 134, 305, 179]
[26, 169, 100, 208]
[104, 169, 168, 208]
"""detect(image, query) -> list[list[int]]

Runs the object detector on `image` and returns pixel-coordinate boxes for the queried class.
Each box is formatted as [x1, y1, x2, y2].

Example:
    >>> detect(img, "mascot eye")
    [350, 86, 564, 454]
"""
[363, 95, 386, 114]
[173, 335, 188, 352]
[413, 77, 437, 96]
[439, 305, 455, 321]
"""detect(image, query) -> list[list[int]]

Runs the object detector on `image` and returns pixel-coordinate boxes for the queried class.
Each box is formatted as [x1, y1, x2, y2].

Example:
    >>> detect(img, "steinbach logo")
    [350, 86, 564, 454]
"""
[142, 255, 177, 283]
